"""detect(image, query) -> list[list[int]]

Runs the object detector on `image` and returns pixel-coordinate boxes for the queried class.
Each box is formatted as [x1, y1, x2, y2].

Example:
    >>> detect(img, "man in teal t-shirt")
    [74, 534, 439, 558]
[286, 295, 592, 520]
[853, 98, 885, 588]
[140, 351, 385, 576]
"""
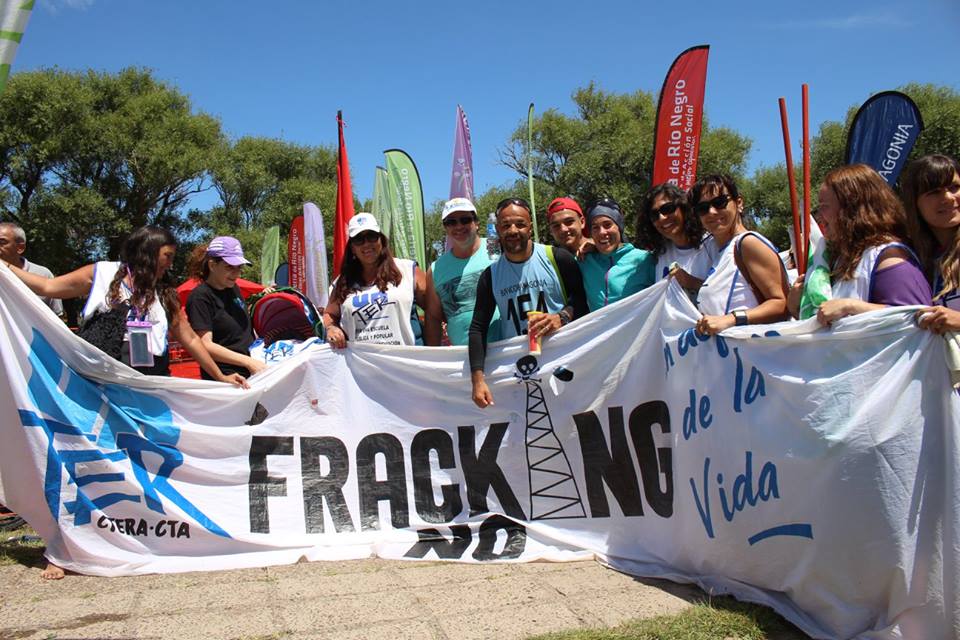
[424, 197, 500, 346]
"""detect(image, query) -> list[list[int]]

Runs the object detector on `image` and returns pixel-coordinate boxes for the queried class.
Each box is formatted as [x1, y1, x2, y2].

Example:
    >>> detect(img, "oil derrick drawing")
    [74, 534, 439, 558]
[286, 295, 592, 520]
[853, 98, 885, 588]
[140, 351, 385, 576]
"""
[514, 355, 586, 520]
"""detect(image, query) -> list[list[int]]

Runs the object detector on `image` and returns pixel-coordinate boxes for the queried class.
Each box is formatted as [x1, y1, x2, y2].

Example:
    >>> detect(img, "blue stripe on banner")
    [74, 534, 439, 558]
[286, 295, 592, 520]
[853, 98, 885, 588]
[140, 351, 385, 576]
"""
[748, 523, 814, 545]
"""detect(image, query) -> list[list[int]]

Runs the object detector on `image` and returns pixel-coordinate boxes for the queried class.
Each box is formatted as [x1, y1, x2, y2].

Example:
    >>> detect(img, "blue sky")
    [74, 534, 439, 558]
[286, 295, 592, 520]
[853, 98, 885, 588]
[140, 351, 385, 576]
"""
[15, 0, 960, 213]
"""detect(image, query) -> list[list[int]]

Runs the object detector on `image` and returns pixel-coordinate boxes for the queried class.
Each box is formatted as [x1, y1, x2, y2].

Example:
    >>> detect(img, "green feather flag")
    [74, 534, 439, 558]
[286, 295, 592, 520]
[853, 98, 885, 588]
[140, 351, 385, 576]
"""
[0, 1, 32, 95]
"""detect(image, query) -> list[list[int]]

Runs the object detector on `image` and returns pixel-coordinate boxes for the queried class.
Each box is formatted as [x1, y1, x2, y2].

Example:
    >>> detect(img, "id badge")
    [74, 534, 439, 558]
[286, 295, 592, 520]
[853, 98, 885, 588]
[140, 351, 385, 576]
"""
[126, 320, 155, 367]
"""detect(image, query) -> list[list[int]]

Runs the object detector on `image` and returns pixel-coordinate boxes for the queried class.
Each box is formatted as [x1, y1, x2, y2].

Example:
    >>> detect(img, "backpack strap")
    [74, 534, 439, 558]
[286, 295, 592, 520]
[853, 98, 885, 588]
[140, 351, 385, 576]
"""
[733, 233, 789, 305]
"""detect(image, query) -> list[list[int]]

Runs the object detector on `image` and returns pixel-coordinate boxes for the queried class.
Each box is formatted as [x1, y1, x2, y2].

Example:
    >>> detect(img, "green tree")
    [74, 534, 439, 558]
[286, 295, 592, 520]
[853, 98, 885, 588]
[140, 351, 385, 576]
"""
[0, 67, 223, 276]
[500, 83, 752, 239]
[747, 83, 960, 251]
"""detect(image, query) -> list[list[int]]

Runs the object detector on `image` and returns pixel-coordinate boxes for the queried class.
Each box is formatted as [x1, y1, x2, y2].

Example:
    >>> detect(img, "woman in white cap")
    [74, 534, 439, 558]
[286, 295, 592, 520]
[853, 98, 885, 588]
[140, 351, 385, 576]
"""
[185, 236, 265, 379]
[323, 213, 427, 347]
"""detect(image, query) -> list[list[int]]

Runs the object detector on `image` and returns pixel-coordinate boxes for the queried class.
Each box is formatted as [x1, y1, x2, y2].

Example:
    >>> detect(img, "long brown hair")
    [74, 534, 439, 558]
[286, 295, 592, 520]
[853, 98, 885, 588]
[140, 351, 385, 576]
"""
[823, 164, 909, 280]
[105, 225, 180, 321]
[185, 243, 223, 281]
[901, 154, 960, 298]
[332, 232, 402, 304]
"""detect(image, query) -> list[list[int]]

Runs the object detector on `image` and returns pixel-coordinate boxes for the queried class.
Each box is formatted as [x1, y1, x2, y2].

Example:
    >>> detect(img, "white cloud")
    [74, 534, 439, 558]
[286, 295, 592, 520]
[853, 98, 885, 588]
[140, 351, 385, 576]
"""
[761, 10, 910, 30]
[40, 0, 95, 15]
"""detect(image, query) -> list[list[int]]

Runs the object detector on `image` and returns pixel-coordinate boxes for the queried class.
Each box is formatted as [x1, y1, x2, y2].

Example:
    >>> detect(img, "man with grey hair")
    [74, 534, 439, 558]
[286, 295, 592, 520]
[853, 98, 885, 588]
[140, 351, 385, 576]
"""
[0, 222, 64, 317]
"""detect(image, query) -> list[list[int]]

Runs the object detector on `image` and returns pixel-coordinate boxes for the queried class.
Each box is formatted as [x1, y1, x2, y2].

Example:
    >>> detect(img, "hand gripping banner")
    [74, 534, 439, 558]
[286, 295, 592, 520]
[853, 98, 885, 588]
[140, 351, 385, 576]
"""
[0, 264, 958, 639]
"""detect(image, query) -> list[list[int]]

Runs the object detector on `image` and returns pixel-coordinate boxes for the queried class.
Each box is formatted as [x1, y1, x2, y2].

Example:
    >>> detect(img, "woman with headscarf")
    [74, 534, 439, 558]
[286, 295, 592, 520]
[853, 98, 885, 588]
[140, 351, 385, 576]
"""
[578, 198, 656, 311]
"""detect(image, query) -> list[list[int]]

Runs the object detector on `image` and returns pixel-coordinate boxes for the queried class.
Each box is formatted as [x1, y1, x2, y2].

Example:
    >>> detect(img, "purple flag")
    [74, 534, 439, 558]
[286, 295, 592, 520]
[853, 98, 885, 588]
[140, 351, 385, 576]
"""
[449, 105, 475, 200]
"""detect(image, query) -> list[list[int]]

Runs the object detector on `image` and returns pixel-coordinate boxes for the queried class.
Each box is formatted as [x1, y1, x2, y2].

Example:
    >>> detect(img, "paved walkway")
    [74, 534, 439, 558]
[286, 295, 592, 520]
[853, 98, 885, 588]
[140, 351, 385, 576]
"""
[0, 557, 709, 640]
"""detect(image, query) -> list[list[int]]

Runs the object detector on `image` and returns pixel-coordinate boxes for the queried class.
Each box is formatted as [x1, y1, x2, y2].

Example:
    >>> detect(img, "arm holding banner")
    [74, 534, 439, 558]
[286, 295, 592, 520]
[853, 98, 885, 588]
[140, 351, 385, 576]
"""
[697, 236, 789, 335]
[468, 267, 496, 408]
[3, 261, 94, 299]
[196, 331, 266, 375]
[168, 313, 248, 388]
[322, 297, 347, 349]
[916, 306, 960, 334]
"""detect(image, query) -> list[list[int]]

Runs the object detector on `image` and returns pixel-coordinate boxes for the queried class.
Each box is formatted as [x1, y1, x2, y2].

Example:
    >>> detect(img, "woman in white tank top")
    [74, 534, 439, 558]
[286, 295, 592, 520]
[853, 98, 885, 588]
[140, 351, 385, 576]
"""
[691, 175, 789, 335]
[902, 154, 960, 334]
[324, 213, 427, 348]
[802, 164, 931, 326]
[636, 182, 716, 293]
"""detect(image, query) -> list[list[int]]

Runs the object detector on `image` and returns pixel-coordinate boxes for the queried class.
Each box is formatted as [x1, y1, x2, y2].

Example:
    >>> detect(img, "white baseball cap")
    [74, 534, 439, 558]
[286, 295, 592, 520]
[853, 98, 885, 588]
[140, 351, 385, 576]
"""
[441, 197, 477, 221]
[347, 212, 381, 238]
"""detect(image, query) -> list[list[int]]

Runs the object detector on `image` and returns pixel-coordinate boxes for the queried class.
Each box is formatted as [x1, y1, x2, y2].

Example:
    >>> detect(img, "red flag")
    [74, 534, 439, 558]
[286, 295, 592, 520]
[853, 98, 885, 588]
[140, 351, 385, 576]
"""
[333, 110, 354, 278]
[288, 215, 306, 292]
[651, 45, 710, 190]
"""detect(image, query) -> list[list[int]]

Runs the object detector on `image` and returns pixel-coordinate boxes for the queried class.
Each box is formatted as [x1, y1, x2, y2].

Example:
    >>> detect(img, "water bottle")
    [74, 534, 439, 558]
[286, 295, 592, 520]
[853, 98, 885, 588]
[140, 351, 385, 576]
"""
[486, 212, 499, 259]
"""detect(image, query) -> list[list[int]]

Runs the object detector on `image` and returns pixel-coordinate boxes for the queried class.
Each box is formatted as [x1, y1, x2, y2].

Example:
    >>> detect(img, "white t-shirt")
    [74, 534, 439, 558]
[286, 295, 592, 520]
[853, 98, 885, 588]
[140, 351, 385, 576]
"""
[338, 258, 417, 346]
[81, 261, 168, 356]
[654, 236, 718, 282]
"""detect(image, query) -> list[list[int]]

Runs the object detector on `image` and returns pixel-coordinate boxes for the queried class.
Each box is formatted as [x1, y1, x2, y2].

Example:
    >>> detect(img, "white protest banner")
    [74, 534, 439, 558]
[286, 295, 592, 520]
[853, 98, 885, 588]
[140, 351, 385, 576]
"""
[0, 263, 957, 639]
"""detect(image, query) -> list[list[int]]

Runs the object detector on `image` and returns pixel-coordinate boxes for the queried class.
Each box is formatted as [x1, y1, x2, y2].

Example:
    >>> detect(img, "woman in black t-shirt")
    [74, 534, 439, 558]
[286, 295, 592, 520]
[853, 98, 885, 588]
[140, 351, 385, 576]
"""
[185, 236, 265, 379]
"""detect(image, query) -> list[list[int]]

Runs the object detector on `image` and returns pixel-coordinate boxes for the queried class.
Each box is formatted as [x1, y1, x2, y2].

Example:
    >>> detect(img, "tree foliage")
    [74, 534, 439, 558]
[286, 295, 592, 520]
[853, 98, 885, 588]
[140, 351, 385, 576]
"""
[0, 67, 223, 274]
[500, 83, 752, 239]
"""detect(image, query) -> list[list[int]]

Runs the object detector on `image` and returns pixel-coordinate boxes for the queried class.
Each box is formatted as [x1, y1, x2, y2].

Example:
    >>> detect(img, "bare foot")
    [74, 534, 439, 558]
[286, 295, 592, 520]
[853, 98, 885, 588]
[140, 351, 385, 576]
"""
[40, 562, 65, 580]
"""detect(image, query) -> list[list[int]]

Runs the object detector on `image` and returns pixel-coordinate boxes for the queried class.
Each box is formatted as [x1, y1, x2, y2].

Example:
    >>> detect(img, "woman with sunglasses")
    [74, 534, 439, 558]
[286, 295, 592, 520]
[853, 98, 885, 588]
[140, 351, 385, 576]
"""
[693, 175, 790, 335]
[796, 164, 931, 326]
[323, 213, 428, 348]
[637, 183, 716, 290]
[579, 198, 656, 311]
[901, 155, 960, 334]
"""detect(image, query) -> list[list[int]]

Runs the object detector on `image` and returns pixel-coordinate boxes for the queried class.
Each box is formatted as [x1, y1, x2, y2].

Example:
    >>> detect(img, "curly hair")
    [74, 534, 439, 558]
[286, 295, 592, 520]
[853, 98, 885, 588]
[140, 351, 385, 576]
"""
[901, 154, 960, 299]
[332, 232, 402, 305]
[185, 243, 211, 281]
[105, 226, 180, 321]
[636, 183, 703, 256]
[823, 164, 909, 281]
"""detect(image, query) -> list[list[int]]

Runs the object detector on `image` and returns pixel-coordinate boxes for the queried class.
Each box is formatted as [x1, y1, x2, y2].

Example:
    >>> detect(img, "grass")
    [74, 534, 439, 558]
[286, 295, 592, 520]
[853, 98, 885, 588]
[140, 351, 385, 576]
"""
[0, 523, 46, 569]
[528, 596, 808, 640]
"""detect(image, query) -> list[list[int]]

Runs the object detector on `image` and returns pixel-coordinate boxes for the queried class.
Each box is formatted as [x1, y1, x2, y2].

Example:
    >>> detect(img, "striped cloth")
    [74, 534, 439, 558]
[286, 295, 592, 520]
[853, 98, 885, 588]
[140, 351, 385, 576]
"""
[0, 0, 32, 93]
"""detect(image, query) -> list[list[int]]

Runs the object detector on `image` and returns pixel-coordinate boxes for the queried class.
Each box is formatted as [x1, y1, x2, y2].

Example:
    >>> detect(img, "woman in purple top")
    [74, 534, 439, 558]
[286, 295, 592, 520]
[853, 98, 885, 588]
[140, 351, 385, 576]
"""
[791, 164, 932, 324]
[902, 154, 960, 333]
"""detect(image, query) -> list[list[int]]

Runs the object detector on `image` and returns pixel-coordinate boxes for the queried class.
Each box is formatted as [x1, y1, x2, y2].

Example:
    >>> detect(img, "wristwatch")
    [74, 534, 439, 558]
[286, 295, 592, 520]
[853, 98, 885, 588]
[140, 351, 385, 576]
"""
[557, 309, 572, 326]
[733, 310, 748, 326]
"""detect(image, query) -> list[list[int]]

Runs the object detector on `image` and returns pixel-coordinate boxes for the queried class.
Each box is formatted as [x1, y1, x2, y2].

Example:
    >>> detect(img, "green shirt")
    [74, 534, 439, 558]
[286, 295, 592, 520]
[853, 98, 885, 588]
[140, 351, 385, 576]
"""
[431, 245, 501, 345]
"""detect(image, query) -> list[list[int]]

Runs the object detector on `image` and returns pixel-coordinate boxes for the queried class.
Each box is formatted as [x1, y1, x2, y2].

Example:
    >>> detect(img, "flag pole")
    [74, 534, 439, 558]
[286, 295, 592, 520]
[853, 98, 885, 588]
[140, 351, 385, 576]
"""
[801, 84, 811, 277]
[527, 103, 539, 243]
[779, 98, 802, 275]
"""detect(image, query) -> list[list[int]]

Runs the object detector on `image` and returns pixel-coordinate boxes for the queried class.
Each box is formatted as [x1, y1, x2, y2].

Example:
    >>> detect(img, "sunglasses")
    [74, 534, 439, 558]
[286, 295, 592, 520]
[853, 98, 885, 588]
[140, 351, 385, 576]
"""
[352, 231, 381, 245]
[443, 215, 476, 228]
[648, 202, 681, 220]
[495, 197, 531, 214]
[694, 194, 733, 216]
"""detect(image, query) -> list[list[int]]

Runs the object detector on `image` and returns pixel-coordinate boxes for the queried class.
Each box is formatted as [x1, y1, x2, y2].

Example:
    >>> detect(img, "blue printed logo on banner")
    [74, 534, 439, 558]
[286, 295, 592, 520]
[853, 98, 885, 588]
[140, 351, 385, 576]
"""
[19, 331, 230, 537]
